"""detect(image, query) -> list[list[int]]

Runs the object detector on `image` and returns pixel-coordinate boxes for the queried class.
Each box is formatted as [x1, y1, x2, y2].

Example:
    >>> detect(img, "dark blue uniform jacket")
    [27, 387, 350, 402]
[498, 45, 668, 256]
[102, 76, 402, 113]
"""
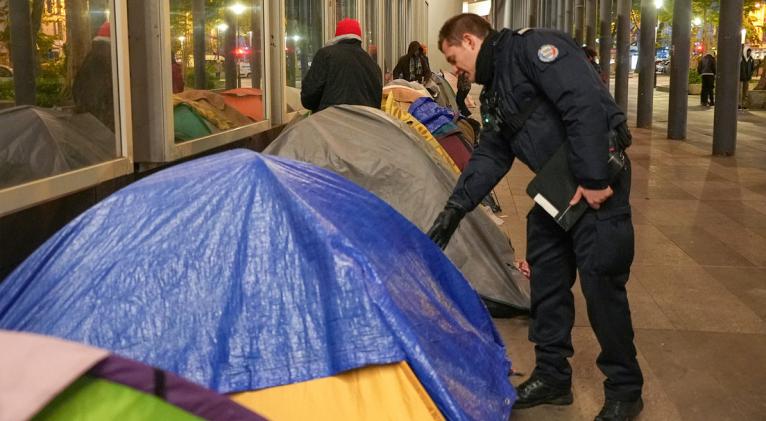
[449, 29, 627, 212]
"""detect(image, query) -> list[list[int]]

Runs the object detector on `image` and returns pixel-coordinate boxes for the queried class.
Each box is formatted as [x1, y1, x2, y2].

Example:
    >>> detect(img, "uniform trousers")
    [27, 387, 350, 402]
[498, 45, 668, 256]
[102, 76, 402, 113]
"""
[525, 160, 643, 402]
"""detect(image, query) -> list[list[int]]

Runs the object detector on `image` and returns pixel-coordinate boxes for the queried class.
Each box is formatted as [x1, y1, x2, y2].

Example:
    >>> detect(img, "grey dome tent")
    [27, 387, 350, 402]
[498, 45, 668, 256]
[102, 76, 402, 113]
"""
[0, 106, 116, 189]
[265, 105, 530, 313]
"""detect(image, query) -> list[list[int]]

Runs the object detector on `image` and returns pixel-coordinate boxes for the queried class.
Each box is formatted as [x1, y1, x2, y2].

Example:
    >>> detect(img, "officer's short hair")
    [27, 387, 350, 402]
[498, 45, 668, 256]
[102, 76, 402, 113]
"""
[438, 13, 493, 51]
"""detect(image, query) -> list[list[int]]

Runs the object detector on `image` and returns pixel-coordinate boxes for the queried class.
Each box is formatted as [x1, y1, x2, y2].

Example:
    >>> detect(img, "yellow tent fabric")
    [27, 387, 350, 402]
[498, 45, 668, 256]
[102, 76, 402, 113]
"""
[381, 93, 461, 175]
[231, 362, 444, 421]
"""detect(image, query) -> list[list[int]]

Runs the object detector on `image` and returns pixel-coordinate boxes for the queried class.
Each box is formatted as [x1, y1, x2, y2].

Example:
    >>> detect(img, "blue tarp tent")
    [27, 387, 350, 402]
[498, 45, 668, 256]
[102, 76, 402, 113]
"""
[0, 150, 515, 420]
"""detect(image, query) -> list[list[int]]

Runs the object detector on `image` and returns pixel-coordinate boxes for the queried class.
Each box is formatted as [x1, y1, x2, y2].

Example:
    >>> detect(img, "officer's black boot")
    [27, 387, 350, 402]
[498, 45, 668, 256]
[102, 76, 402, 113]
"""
[512, 376, 573, 409]
[594, 397, 643, 421]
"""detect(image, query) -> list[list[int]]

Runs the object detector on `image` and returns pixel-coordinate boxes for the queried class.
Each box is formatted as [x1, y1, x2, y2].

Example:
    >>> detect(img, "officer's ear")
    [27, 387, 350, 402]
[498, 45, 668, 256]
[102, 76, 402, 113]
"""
[463, 33, 480, 51]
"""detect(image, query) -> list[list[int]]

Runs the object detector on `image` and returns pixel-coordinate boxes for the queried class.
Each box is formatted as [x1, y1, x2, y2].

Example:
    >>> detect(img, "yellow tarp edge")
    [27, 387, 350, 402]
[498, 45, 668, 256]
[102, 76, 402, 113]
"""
[231, 362, 445, 421]
[381, 93, 461, 175]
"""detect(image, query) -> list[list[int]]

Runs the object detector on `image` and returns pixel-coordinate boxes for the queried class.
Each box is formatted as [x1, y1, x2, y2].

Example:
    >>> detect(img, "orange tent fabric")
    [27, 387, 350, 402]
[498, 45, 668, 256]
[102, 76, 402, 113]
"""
[220, 88, 265, 121]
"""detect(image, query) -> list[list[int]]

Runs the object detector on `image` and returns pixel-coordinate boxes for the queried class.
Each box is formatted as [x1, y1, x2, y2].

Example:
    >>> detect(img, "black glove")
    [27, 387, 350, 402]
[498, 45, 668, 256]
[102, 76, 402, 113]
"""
[427, 203, 466, 250]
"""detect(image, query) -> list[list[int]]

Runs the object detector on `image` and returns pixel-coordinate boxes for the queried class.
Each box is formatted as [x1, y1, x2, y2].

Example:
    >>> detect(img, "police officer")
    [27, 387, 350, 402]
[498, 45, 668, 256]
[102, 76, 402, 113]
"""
[427, 14, 643, 421]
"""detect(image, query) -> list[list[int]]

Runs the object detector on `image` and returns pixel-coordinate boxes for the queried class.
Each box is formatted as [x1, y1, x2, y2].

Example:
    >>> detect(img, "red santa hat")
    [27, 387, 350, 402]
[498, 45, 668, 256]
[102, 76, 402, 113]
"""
[94, 21, 111, 43]
[334, 18, 362, 38]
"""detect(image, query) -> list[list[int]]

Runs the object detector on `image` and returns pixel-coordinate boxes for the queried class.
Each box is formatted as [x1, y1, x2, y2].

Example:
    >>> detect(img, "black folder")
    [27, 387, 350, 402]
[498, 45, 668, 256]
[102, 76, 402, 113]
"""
[525, 143, 588, 231]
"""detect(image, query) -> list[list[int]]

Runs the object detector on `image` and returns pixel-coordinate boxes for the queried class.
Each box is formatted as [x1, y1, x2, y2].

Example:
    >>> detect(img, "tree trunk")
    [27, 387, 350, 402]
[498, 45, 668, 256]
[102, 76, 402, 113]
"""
[8, 0, 36, 104]
[224, 8, 237, 89]
[756, 60, 766, 90]
[250, 0, 263, 90]
[65, 0, 92, 96]
[30, 0, 43, 72]
[192, 0, 206, 89]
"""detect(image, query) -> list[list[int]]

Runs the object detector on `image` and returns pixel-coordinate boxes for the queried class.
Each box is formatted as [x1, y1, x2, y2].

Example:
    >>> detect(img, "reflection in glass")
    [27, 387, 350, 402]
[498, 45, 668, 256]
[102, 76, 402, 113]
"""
[285, 0, 323, 112]
[0, 0, 119, 189]
[335, 0, 357, 21]
[365, 0, 379, 63]
[169, 0, 266, 143]
[384, 0, 393, 80]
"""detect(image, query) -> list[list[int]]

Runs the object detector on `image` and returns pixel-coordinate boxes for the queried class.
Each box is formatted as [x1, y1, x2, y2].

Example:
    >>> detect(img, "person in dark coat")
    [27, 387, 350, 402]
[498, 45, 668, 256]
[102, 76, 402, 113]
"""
[697, 53, 716, 107]
[583, 46, 607, 85]
[739, 48, 755, 109]
[73, 21, 114, 131]
[455, 71, 472, 117]
[300, 18, 382, 113]
[428, 14, 643, 421]
[393, 41, 432, 84]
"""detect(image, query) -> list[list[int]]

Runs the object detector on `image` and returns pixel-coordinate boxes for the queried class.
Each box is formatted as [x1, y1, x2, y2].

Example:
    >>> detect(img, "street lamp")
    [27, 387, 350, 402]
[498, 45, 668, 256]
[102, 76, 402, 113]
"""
[741, 28, 747, 45]
[228, 3, 246, 16]
[228, 3, 247, 88]
[654, 0, 663, 9]
[692, 17, 702, 26]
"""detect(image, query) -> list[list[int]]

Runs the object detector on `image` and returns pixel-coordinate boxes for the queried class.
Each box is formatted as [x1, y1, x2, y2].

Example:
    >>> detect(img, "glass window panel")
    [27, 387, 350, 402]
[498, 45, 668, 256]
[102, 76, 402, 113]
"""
[285, 0, 323, 112]
[384, 0, 392, 80]
[0, 0, 120, 189]
[335, 0, 357, 21]
[169, 0, 266, 143]
[365, 0, 378, 61]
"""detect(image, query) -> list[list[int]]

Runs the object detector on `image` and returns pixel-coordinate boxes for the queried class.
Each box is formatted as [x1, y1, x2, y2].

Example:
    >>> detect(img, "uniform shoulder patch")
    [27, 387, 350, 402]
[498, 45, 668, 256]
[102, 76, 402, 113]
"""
[517, 27, 533, 35]
[537, 44, 559, 63]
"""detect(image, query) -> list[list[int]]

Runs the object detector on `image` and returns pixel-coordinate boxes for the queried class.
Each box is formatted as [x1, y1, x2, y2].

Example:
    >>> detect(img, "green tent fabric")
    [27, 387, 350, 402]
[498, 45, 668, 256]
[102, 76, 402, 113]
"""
[174, 104, 212, 142]
[33, 376, 201, 421]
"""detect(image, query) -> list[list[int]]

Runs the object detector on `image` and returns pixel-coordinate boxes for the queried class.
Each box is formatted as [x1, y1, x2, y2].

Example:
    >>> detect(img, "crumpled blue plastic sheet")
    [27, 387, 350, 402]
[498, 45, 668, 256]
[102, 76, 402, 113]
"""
[0, 150, 516, 420]
[409, 96, 455, 133]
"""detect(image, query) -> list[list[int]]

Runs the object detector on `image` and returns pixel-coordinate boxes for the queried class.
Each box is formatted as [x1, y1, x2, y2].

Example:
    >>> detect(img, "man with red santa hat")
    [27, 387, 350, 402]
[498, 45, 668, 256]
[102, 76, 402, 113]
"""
[300, 18, 382, 113]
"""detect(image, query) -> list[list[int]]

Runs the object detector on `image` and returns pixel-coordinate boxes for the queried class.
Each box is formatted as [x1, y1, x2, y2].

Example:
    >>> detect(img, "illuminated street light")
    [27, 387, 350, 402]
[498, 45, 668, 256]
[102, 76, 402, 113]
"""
[692, 17, 702, 26]
[217, 23, 229, 32]
[178, 35, 186, 42]
[654, 0, 663, 9]
[229, 3, 246, 15]
[293, 35, 301, 42]
[741, 28, 747, 44]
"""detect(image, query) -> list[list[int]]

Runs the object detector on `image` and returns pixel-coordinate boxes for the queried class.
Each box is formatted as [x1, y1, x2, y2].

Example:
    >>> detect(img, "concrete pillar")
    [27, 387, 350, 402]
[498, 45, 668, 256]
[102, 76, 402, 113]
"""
[565, 0, 574, 35]
[427, 0, 463, 73]
[712, 0, 744, 156]
[599, 0, 613, 88]
[8, 0, 36, 105]
[667, 0, 691, 139]
[557, 0, 565, 30]
[529, 0, 538, 27]
[614, 0, 631, 112]
[636, 0, 656, 128]
[574, 0, 585, 44]
[585, 0, 597, 48]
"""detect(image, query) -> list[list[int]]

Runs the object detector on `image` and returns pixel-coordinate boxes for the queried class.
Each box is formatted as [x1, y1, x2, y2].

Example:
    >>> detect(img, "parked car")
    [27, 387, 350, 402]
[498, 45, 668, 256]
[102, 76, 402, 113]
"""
[655, 59, 670, 74]
[0, 65, 13, 82]
[238, 61, 251, 77]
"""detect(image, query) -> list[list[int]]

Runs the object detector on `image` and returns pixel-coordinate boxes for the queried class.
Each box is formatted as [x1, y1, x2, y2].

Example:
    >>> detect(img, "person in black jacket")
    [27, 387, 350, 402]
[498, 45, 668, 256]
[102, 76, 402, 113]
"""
[697, 54, 716, 107]
[739, 48, 756, 109]
[300, 18, 382, 113]
[428, 14, 643, 421]
[393, 41, 433, 84]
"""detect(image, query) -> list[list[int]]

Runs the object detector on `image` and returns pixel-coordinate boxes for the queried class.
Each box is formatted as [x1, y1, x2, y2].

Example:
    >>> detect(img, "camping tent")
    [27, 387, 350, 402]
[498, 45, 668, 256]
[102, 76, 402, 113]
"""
[0, 330, 263, 421]
[0, 150, 516, 420]
[0, 106, 116, 189]
[220, 88, 265, 121]
[265, 105, 530, 313]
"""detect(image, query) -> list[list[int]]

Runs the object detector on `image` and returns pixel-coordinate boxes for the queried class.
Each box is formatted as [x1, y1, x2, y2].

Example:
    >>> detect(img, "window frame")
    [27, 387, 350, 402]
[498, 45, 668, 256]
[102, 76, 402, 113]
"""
[0, 0, 134, 217]
[130, 0, 272, 164]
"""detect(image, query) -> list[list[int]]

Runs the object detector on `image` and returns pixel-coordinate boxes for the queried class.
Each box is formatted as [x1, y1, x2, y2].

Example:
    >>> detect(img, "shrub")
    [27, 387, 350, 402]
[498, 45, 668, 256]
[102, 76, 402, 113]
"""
[688, 68, 702, 85]
[0, 80, 14, 101]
